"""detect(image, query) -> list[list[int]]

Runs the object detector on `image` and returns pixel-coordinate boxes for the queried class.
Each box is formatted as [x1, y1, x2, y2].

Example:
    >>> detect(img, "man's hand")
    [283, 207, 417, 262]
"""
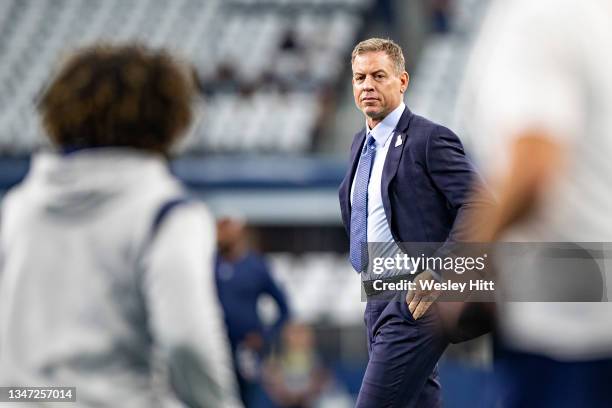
[406, 270, 440, 320]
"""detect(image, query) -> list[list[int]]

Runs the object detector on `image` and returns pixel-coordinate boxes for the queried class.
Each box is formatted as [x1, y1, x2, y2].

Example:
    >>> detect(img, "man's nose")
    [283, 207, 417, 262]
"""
[361, 76, 375, 91]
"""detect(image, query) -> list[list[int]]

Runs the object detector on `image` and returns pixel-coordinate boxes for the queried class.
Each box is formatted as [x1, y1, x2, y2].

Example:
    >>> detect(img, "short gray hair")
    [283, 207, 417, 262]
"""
[351, 38, 405, 75]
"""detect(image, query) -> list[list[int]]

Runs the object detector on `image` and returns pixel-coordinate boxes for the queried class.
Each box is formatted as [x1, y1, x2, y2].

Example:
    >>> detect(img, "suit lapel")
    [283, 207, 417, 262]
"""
[381, 106, 414, 238]
[339, 128, 366, 231]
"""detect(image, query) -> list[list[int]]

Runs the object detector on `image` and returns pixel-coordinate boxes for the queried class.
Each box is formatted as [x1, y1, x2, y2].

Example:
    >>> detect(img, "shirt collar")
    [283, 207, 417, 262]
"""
[366, 102, 406, 147]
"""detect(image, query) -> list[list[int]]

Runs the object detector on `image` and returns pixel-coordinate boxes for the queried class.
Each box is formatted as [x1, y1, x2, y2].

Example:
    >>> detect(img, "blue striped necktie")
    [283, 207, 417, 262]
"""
[350, 135, 376, 272]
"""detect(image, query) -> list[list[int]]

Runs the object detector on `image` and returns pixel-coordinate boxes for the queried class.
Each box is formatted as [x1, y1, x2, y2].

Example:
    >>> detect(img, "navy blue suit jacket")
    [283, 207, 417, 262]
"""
[339, 106, 486, 260]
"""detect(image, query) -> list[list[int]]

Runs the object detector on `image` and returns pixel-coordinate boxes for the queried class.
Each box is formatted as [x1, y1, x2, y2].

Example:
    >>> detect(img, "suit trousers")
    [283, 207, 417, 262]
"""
[356, 293, 449, 408]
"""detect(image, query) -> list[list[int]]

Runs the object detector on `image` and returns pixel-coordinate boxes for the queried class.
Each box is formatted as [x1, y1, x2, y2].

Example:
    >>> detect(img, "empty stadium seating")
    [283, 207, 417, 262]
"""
[406, 0, 489, 145]
[269, 252, 365, 324]
[0, 0, 370, 154]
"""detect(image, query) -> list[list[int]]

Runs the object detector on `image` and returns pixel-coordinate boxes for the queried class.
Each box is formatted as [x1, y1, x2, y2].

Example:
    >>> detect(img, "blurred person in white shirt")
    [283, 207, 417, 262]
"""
[0, 45, 241, 408]
[458, 0, 612, 406]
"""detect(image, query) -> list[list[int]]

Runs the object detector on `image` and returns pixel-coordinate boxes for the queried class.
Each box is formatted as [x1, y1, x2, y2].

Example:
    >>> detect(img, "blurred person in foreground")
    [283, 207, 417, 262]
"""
[459, 0, 612, 406]
[216, 217, 290, 406]
[0, 44, 241, 407]
[338, 38, 488, 407]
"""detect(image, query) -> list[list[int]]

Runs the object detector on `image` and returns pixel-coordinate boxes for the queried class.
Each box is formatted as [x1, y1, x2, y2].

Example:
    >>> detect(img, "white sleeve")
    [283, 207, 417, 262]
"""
[460, 0, 585, 173]
[141, 203, 242, 408]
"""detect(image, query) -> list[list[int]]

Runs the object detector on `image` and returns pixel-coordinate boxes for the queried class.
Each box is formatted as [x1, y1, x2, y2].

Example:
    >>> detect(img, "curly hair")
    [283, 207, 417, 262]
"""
[38, 44, 195, 154]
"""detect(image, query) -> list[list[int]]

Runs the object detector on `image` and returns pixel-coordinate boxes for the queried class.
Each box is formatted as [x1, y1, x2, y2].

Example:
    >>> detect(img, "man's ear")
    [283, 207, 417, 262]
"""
[400, 71, 409, 93]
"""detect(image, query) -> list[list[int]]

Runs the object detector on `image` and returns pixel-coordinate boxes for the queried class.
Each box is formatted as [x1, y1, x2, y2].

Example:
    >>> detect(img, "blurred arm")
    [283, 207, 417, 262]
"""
[461, 0, 580, 241]
[260, 260, 290, 344]
[470, 131, 566, 241]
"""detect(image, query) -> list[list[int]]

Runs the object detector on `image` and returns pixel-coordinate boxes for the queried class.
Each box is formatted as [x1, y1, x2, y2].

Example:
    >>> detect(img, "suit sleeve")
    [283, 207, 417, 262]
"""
[141, 203, 243, 408]
[425, 126, 494, 276]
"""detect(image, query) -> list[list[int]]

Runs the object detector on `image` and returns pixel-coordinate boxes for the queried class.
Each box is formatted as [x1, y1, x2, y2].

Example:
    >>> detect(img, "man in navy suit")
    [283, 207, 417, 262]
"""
[338, 38, 486, 407]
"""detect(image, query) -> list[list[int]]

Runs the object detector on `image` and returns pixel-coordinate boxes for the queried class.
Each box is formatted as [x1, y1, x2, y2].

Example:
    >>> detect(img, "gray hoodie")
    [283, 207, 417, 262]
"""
[0, 149, 242, 407]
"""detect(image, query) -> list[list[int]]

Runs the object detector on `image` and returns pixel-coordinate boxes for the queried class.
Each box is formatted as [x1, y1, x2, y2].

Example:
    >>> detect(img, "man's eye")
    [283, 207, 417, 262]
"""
[376, 74, 385, 80]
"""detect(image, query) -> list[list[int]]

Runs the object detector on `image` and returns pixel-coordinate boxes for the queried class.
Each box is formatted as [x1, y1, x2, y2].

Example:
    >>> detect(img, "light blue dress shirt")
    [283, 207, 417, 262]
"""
[350, 103, 409, 278]
[351, 102, 405, 243]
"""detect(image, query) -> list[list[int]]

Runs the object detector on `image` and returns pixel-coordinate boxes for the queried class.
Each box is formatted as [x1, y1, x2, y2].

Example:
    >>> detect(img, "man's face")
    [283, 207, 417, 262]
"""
[352, 51, 408, 126]
[216, 218, 245, 250]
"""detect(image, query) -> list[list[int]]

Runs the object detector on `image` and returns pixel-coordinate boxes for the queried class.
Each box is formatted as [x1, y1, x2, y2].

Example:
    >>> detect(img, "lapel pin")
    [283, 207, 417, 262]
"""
[395, 134, 403, 147]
